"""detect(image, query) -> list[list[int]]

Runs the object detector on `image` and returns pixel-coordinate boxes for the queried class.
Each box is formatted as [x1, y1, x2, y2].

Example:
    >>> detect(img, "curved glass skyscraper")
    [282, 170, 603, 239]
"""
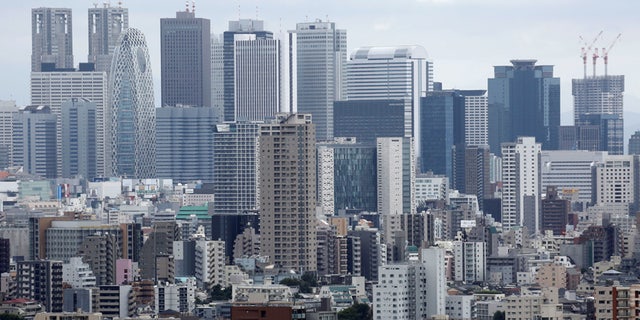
[108, 28, 155, 178]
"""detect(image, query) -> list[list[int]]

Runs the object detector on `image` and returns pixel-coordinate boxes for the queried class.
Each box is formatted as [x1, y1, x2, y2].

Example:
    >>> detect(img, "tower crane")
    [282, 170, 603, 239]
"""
[579, 31, 603, 78]
[602, 33, 622, 76]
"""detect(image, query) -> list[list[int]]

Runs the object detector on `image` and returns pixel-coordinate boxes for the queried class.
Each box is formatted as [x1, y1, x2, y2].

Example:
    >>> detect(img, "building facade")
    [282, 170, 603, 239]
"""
[61, 98, 96, 179]
[32, 7, 73, 71]
[88, 4, 128, 73]
[12, 106, 57, 178]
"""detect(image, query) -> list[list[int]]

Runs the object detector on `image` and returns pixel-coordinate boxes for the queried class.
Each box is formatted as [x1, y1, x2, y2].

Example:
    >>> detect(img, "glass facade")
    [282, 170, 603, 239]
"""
[333, 99, 407, 146]
[333, 145, 377, 212]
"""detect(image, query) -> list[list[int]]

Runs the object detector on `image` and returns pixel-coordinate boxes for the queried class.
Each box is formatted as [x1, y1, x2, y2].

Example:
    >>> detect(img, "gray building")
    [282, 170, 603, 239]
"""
[32, 7, 73, 71]
[63, 288, 93, 313]
[61, 98, 96, 179]
[0, 101, 18, 169]
[88, 4, 128, 73]
[290, 20, 347, 141]
[17, 260, 63, 312]
[212, 122, 260, 214]
[161, 9, 211, 108]
[12, 106, 57, 178]
[333, 99, 410, 146]
[156, 106, 218, 183]
[629, 131, 640, 155]
[488, 60, 560, 154]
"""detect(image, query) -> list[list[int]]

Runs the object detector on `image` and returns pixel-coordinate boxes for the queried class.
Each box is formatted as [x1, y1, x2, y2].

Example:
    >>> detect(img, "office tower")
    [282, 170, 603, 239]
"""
[88, 4, 128, 72]
[156, 106, 218, 183]
[211, 34, 224, 121]
[540, 186, 570, 236]
[220, 20, 280, 121]
[161, 8, 211, 108]
[17, 260, 63, 312]
[259, 114, 317, 272]
[31, 8, 73, 71]
[210, 212, 259, 264]
[630, 131, 640, 155]
[421, 248, 446, 317]
[31, 69, 107, 176]
[333, 99, 409, 145]
[573, 75, 624, 155]
[373, 263, 429, 319]
[420, 89, 465, 176]
[558, 125, 601, 151]
[290, 20, 347, 141]
[346, 46, 431, 153]
[540, 150, 607, 207]
[212, 122, 260, 214]
[61, 98, 96, 179]
[12, 106, 57, 178]
[453, 241, 486, 282]
[377, 137, 415, 217]
[107, 28, 156, 178]
[452, 145, 491, 210]
[464, 90, 488, 146]
[488, 60, 560, 154]
[317, 139, 377, 215]
[593, 155, 635, 214]
[501, 137, 541, 233]
[0, 101, 18, 169]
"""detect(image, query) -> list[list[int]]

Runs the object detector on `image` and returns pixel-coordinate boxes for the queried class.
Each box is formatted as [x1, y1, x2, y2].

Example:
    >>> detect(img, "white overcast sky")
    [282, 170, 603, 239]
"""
[1, 0, 639, 129]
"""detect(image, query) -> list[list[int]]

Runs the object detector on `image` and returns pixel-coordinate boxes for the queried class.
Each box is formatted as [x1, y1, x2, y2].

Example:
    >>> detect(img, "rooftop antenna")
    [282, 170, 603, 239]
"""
[185, 0, 190, 12]
[602, 33, 622, 76]
[192, 1, 196, 14]
[118, 1, 122, 8]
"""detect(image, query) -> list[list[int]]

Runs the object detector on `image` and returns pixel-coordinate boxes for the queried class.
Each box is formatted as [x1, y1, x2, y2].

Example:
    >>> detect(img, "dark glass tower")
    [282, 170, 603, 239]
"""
[488, 60, 560, 154]
[161, 9, 211, 107]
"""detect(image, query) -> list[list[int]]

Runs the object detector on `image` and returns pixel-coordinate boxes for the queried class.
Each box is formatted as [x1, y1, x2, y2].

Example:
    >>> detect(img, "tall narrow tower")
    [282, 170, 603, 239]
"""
[88, 3, 129, 73]
[32, 8, 73, 71]
[108, 28, 156, 178]
[290, 20, 347, 141]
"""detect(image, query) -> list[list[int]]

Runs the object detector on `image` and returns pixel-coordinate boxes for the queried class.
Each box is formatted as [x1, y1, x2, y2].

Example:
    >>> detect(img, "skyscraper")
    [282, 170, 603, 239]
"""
[0, 101, 18, 169]
[156, 106, 218, 183]
[629, 131, 640, 155]
[573, 75, 624, 155]
[108, 28, 156, 178]
[463, 90, 488, 147]
[221, 19, 279, 122]
[333, 99, 409, 145]
[161, 8, 211, 107]
[488, 60, 560, 154]
[88, 3, 128, 73]
[61, 98, 96, 179]
[501, 137, 541, 233]
[290, 20, 347, 141]
[346, 45, 431, 151]
[259, 114, 317, 272]
[12, 106, 57, 178]
[32, 8, 73, 71]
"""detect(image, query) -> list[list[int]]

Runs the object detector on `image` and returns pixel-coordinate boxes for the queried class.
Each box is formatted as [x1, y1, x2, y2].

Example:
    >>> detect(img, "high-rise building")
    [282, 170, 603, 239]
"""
[421, 247, 446, 317]
[61, 98, 96, 179]
[540, 186, 570, 236]
[259, 114, 317, 272]
[210, 212, 259, 264]
[194, 240, 225, 291]
[629, 131, 640, 155]
[161, 8, 211, 107]
[290, 20, 347, 141]
[573, 75, 624, 155]
[88, 4, 128, 73]
[17, 260, 63, 312]
[377, 137, 415, 216]
[221, 20, 281, 122]
[558, 125, 601, 151]
[373, 263, 429, 319]
[12, 106, 57, 178]
[31, 68, 107, 177]
[453, 241, 486, 283]
[156, 106, 218, 183]
[221, 20, 277, 121]
[32, 8, 73, 71]
[501, 137, 541, 233]
[107, 28, 156, 178]
[333, 99, 409, 145]
[212, 122, 260, 214]
[420, 89, 465, 177]
[540, 150, 607, 206]
[593, 155, 635, 214]
[0, 101, 18, 169]
[464, 91, 488, 147]
[77, 233, 119, 286]
[488, 60, 560, 154]
[453, 145, 491, 210]
[211, 34, 224, 121]
[346, 45, 431, 150]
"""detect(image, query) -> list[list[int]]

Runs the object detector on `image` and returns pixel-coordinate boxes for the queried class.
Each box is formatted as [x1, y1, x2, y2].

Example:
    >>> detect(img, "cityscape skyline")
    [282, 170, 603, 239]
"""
[0, 0, 636, 126]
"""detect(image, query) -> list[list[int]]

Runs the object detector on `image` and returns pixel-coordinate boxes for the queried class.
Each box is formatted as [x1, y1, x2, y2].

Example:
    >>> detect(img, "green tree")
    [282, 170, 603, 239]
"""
[0, 314, 24, 320]
[209, 284, 232, 301]
[338, 303, 372, 320]
[492, 310, 505, 320]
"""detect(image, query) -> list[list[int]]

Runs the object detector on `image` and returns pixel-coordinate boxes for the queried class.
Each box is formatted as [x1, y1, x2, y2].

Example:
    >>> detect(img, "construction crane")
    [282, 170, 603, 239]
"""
[602, 33, 622, 76]
[579, 31, 603, 78]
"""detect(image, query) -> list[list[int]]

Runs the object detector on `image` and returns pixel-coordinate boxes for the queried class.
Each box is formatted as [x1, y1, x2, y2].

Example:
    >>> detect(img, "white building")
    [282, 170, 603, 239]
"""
[194, 239, 226, 291]
[317, 143, 337, 216]
[540, 150, 607, 206]
[62, 257, 96, 288]
[453, 241, 486, 283]
[415, 173, 449, 204]
[373, 263, 429, 320]
[0, 101, 18, 168]
[445, 295, 475, 320]
[501, 137, 541, 233]
[232, 282, 293, 304]
[594, 155, 635, 213]
[155, 279, 196, 314]
[422, 247, 446, 317]
[30, 70, 107, 176]
[464, 92, 488, 147]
